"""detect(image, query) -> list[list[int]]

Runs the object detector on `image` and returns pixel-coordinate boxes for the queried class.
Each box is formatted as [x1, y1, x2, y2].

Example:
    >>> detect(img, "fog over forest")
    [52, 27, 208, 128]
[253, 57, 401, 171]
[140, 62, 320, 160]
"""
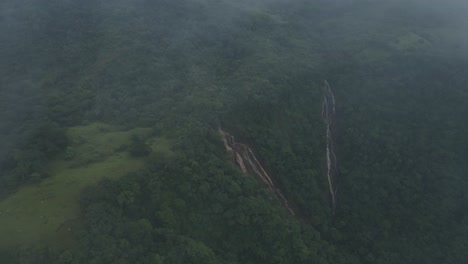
[0, 0, 467, 263]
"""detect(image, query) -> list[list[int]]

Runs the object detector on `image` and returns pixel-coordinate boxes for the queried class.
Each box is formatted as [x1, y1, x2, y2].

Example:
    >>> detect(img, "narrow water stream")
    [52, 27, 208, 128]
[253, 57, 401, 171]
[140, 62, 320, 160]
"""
[322, 80, 338, 214]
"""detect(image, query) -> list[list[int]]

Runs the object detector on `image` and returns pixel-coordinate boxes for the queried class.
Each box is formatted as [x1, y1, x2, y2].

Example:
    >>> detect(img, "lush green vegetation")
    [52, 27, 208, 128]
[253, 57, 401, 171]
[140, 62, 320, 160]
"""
[1, 0, 467, 263]
[0, 123, 168, 248]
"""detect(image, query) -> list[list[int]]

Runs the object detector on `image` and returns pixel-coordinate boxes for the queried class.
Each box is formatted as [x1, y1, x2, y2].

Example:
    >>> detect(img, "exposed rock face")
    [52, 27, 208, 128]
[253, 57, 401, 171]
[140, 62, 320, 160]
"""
[219, 129, 295, 216]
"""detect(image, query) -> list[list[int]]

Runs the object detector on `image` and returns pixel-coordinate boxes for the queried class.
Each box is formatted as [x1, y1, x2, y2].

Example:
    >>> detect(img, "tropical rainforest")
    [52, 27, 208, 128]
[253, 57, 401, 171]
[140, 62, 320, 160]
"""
[0, 0, 467, 263]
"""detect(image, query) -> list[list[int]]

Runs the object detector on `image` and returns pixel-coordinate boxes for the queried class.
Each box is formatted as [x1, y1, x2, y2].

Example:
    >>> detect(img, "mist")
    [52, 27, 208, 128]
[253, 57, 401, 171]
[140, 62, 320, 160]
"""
[0, 0, 467, 263]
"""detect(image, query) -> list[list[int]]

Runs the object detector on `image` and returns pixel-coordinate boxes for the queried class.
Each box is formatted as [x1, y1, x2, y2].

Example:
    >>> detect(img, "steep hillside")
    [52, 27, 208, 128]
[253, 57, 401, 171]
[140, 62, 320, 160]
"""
[1, 0, 467, 263]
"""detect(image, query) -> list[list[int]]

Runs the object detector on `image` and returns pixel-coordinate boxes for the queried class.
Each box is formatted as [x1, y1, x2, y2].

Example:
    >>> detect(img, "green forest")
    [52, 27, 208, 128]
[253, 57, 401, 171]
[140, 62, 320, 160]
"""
[0, 0, 467, 263]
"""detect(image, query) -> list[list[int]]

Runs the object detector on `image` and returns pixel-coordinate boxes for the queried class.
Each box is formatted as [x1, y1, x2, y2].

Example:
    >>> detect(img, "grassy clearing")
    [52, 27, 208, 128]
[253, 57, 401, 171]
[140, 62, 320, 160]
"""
[0, 123, 170, 248]
[391, 32, 431, 51]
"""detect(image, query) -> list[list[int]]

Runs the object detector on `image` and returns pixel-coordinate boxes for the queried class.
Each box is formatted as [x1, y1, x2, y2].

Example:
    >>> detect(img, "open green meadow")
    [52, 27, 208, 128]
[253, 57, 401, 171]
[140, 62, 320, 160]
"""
[0, 123, 170, 248]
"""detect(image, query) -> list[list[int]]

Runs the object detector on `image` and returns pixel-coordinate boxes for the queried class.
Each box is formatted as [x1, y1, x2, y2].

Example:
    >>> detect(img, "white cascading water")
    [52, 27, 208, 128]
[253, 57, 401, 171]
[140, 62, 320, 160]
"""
[322, 80, 338, 214]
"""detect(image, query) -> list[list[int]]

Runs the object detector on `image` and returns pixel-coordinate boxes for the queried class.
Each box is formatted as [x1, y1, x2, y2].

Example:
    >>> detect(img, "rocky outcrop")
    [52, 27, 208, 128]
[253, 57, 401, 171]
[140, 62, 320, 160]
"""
[219, 129, 295, 216]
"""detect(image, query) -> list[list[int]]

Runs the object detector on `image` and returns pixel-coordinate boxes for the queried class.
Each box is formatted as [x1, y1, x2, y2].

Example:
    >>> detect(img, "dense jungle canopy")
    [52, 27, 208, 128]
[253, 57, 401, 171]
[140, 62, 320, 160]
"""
[0, 0, 467, 263]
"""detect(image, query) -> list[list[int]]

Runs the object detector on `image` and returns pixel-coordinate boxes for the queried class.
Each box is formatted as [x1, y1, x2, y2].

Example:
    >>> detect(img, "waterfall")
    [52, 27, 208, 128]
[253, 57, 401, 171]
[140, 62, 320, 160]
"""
[322, 80, 338, 214]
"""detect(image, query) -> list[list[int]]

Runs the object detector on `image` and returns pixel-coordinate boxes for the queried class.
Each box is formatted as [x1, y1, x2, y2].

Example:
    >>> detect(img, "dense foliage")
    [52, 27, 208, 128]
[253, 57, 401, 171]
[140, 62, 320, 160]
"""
[1, 0, 467, 263]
